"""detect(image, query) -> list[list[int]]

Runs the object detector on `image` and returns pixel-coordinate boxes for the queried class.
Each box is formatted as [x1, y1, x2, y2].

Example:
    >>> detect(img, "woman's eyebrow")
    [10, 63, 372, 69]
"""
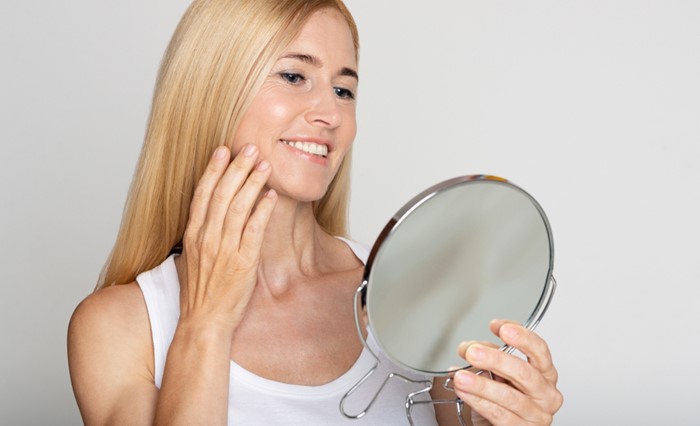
[280, 52, 359, 81]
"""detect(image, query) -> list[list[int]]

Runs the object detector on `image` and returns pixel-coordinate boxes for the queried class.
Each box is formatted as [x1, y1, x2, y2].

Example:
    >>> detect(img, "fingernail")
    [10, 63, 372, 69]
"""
[266, 189, 277, 199]
[454, 370, 475, 387]
[457, 340, 476, 356]
[501, 325, 518, 340]
[244, 144, 257, 157]
[467, 344, 485, 361]
[257, 160, 270, 171]
[214, 146, 227, 159]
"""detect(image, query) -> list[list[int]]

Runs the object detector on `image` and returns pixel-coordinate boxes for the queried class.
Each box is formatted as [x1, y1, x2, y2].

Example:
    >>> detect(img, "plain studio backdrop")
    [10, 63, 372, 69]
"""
[1, 1, 698, 424]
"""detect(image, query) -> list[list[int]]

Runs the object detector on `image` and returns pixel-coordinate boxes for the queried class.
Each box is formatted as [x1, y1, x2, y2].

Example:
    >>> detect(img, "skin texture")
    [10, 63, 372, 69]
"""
[68, 7, 562, 425]
[230, 11, 358, 203]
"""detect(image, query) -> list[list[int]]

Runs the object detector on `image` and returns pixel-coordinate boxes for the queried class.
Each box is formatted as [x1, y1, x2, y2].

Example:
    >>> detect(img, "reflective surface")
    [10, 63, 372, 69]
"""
[364, 176, 554, 375]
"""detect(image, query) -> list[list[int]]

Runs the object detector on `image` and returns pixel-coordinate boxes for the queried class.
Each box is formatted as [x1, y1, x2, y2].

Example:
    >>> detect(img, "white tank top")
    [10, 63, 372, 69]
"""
[137, 238, 439, 425]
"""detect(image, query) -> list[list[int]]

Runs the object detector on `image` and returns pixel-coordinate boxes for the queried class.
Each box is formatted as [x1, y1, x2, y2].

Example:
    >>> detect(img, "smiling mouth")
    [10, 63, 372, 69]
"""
[280, 140, 328, 158]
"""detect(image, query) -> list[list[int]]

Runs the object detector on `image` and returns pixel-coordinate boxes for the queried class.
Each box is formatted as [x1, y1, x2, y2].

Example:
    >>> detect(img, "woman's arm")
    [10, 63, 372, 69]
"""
[67, 284, 237, 425]
[69, 145, 276, 425]
[68, 284, 158, 425]
[155, 145, 275, 424]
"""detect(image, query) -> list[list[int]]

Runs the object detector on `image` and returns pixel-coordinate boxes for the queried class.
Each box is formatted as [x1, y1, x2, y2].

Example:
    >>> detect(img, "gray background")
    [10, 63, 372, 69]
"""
[2, 0, 699, 424]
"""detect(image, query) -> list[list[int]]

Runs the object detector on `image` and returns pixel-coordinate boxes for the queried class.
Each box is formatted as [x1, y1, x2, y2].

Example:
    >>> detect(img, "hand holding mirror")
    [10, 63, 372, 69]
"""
[340, 175, 556, 425]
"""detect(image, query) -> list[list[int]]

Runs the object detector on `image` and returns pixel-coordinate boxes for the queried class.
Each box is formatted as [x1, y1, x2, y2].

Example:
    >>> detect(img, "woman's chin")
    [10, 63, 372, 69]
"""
[270, 183, 330, 204]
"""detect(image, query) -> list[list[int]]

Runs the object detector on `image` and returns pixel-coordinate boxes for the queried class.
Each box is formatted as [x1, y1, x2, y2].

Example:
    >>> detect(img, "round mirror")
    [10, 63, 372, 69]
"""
[363, 175, 555, 375]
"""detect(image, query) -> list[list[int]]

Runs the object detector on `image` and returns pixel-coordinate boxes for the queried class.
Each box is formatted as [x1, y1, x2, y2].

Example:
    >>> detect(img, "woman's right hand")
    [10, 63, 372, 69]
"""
[68, 145, 275, 425]
[178, 144, 277, 333]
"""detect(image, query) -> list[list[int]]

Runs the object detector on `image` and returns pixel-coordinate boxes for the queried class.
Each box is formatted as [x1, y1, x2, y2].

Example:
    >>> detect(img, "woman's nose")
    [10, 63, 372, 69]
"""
[304, 86, 342, 129]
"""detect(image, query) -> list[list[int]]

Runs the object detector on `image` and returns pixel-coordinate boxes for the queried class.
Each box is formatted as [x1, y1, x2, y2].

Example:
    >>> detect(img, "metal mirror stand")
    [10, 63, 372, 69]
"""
[339, 275, 557, 426]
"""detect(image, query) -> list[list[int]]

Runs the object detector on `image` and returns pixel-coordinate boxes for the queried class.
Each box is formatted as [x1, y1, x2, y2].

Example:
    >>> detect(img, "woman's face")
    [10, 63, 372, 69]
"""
[232, 8, 358, 202]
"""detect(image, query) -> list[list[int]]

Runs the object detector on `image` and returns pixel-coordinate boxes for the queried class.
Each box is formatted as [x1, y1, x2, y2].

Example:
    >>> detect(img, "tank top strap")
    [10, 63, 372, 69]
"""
[335, 236, 370, 264]
[136, 254, 180, 388]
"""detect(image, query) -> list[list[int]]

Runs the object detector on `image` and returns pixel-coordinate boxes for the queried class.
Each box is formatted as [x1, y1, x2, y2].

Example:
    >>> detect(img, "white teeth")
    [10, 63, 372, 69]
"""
[282, 140, 328, 157]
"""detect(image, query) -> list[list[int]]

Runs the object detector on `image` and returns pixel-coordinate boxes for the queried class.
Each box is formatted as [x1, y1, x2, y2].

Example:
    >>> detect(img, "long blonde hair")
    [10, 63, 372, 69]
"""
[98, 0, 359, 288]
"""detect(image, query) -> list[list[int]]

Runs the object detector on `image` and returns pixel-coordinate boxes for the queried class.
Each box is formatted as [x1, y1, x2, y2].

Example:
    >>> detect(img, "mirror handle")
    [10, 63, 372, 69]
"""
[340, 280, 468, 425]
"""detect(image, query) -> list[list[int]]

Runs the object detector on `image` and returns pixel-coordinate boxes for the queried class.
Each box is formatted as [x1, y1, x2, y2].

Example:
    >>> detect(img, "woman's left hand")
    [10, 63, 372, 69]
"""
[452, 320, 563, 425]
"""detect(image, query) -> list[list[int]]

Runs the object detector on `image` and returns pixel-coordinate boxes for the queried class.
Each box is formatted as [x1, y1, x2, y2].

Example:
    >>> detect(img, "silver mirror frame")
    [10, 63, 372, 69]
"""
[340, 175, 556, 423]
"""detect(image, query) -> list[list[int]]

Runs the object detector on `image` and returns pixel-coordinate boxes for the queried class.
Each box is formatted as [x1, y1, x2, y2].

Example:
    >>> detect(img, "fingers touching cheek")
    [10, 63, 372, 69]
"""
[187, 146, 233, 236]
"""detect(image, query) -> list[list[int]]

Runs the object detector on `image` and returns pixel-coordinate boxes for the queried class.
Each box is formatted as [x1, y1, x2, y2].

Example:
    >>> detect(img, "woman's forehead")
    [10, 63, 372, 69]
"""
[283, 8, 357, 68]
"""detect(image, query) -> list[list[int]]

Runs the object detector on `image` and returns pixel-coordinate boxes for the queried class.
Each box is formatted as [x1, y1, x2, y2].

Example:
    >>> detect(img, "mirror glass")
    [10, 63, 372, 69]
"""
[364, 176, 554, 375]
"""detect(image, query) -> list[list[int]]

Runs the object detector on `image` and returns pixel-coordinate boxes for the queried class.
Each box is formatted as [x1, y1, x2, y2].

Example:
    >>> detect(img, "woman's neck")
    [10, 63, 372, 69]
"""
[256, 194, 333, 297]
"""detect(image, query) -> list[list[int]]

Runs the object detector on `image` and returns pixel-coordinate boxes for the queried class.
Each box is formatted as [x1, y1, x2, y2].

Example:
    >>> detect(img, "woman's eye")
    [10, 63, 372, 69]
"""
[334, 87, 355, 100]
[280, 72, 305, 84]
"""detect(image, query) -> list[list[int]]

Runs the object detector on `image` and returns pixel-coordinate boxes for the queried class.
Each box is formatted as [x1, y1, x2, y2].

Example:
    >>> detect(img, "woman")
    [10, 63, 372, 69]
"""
[68, 0, 562, 424]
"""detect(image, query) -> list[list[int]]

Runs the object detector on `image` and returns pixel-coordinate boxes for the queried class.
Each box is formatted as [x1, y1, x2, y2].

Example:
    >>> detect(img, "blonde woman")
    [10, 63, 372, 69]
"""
[67, 0, 562, 424]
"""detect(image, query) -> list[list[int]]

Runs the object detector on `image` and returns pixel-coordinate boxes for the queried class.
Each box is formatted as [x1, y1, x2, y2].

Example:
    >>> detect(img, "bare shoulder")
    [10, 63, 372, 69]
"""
[68, 282, 152, 358]
[68, 282, 157, 425]
[71, 281, 146, 317]
[323, 234, 366, 272]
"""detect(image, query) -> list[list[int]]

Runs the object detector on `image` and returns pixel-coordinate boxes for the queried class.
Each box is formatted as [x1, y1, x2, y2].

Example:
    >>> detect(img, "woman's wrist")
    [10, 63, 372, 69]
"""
[173, 316, 236, 353]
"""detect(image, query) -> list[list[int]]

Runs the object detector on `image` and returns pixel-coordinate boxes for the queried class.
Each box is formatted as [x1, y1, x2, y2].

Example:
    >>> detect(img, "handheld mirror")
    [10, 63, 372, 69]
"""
[340, 175, 556, 424]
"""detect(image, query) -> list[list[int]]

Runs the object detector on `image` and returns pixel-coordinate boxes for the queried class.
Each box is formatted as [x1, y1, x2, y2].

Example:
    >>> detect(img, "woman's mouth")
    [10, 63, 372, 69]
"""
[280, 140, 328, 158]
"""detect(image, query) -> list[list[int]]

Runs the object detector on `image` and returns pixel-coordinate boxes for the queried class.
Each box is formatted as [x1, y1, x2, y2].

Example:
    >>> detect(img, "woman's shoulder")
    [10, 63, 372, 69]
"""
[69, 282, 152, 359]
[68, 283, 157, 423]
[68, 283, 155, 389]
[69, 282, 149, 334]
